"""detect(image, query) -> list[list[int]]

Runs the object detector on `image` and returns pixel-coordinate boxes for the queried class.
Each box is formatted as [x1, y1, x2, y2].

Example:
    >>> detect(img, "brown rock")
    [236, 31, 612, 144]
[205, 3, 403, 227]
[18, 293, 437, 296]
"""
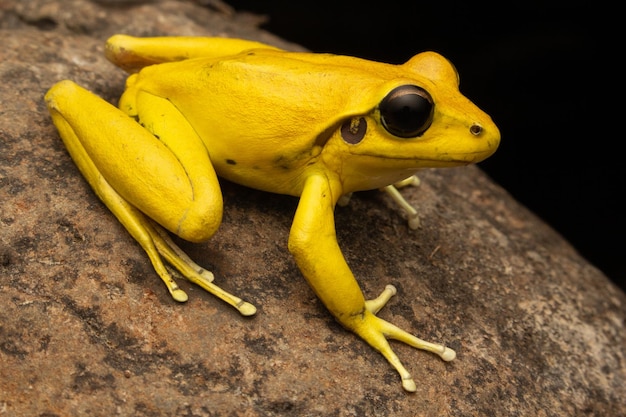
[1, 1, 624, 416]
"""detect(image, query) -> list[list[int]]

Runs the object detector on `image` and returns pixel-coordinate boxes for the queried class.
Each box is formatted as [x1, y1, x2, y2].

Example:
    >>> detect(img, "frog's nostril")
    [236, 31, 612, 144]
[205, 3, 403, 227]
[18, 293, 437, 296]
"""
[469, 123, 483, 136]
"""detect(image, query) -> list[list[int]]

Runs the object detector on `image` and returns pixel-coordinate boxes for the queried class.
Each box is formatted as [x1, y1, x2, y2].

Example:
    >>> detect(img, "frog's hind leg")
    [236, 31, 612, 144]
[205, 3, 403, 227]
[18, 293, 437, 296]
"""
[45, 80, 255, 315]
[106, 34, 282, 73]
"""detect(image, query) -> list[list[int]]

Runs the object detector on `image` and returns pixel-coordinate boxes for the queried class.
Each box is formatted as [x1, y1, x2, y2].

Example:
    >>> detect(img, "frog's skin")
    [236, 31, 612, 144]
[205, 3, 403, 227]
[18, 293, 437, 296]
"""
[45, 35, 500, 392]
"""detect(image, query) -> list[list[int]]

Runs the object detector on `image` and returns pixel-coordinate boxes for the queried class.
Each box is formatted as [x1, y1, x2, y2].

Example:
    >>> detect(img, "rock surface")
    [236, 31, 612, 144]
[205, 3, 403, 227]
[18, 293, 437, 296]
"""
[1, 1, 624, 416]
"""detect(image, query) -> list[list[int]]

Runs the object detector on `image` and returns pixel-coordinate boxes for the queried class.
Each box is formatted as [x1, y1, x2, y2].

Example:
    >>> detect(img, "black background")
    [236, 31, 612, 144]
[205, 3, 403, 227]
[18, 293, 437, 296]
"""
[225, 1, 623, 291]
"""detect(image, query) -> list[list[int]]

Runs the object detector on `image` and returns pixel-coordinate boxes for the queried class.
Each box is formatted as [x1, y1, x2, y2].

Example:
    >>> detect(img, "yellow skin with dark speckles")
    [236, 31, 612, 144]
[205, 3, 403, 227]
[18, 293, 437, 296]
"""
[45, 35, 500, 392]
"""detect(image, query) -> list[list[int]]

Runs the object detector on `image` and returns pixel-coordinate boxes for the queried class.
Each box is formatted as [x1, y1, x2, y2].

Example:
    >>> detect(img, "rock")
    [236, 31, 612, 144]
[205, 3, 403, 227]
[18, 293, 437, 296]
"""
[1, 1, 624, 416]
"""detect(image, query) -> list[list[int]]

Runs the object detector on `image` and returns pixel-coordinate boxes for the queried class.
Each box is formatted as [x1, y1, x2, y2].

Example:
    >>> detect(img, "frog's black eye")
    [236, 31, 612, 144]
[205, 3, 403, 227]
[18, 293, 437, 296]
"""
[379, 85, 434, 138]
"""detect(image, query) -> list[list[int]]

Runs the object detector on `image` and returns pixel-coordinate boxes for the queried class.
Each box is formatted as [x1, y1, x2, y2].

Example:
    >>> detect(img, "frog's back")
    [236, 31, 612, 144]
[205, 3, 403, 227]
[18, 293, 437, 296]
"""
[125, 49, 407, 195]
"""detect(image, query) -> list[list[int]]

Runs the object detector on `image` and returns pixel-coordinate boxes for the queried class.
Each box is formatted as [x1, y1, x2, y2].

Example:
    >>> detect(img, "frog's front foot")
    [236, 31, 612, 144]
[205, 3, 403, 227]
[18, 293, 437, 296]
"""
[358, 284, 455, 392]
[338, 176, 421, 230]
[382, 175, 421, 230]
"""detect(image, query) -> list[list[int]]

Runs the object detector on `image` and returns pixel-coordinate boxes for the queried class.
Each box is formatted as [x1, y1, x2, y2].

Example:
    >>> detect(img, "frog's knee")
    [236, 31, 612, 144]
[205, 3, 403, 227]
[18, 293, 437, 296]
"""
[175, 217, 220, 243]
[171, 194, 223, 243]
[45, 80, 79, 105]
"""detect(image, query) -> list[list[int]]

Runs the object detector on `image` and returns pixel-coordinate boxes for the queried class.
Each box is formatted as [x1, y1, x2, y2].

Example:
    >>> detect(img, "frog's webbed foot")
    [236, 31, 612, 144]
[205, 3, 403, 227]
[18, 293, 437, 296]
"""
[360, 284, 455, 392]
[338, 176, 421, 230]
[149, 222, 257, 316]
[96, 198, 256, 316]
[382, 175, 421, 230]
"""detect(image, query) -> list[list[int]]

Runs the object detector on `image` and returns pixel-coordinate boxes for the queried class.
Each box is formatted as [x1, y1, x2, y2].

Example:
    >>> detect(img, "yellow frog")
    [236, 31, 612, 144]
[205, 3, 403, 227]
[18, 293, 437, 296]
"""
[45, 35, 500, 392]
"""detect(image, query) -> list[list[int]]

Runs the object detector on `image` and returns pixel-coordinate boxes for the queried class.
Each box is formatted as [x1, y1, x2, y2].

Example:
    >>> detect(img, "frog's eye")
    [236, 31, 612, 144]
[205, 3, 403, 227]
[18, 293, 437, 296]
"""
[379, 85, 434, 138]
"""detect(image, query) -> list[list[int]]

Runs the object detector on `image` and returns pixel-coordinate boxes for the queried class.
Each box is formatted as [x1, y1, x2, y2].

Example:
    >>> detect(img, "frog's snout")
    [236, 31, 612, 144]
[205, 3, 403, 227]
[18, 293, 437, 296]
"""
[476, 121, 501, 159]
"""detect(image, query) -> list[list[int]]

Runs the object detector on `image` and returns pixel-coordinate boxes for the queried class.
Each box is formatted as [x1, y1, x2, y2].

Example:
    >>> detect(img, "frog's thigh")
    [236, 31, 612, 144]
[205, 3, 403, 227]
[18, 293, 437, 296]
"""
[45, 80, 222, 242]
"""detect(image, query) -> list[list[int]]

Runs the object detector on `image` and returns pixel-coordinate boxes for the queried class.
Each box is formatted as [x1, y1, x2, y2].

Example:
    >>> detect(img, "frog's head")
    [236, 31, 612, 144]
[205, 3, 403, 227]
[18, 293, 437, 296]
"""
[323, 51, 500, 191]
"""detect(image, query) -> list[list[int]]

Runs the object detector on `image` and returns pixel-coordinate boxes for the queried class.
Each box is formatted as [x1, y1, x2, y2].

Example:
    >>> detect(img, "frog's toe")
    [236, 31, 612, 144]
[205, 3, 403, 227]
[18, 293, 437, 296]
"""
[402, 377, 417, 392]
[407, 214, 420, 230]
[439, 346, 457, 362]
[236, 301, 257, 317]
[169, 287, 189, 303]
[156, 267, 189, 302]
[365, 284, 397, 314]
[380, 318, 456, 362]
[394, 175, 421, 189]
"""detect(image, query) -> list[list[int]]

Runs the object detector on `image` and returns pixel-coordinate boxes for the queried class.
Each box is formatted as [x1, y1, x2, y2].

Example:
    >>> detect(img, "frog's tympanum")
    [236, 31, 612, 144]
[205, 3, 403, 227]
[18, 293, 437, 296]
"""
[46, 35, 500, 392]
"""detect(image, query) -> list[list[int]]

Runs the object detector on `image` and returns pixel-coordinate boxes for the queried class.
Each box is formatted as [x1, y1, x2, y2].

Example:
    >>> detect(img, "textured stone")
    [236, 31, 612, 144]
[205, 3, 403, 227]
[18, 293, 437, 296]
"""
[1, 1, 624, 416]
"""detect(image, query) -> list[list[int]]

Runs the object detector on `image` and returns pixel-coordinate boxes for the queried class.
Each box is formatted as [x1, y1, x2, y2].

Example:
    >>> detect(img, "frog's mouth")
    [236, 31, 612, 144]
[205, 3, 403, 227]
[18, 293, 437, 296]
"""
[358, 149, 497, 168]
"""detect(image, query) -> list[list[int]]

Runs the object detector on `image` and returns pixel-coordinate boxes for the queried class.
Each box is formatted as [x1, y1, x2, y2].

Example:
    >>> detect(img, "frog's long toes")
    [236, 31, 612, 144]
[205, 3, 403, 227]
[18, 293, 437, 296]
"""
[365, 284, 397, 314]
[197, 268, 215, 282]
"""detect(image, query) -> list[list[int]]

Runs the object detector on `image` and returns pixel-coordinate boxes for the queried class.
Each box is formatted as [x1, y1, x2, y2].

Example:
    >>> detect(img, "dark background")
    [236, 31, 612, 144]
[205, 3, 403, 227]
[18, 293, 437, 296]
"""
[225, 1, 622, 292]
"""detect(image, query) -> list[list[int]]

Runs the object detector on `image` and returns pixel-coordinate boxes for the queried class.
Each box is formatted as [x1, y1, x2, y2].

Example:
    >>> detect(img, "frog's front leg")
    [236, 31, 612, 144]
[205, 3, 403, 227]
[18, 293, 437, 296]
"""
[45, 80, 255, 315]
[289, 175, 455, 392]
